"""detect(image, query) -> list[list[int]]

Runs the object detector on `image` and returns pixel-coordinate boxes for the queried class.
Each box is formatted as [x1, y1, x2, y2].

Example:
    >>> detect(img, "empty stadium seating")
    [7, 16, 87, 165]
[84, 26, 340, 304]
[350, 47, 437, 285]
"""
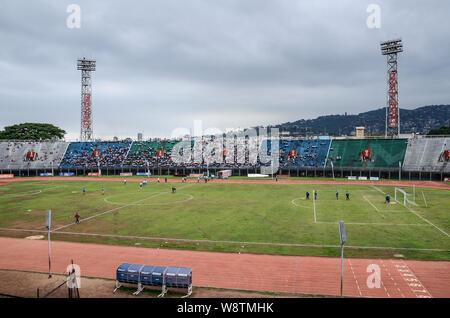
[403, 137, 449, 172]
[0, 141, 68, 170]
[326, 139, 408, 169]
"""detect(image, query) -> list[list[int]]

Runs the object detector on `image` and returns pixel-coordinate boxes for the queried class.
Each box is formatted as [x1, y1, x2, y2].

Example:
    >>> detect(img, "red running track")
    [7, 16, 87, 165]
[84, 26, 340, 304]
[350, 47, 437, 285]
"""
[0, 237, 448, 298]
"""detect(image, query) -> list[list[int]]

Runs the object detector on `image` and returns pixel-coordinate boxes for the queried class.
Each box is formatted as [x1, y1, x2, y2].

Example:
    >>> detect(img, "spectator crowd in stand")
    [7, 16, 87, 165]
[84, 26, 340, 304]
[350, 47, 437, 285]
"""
[59, 141, 131, 168]
[1, 138, 332, 170]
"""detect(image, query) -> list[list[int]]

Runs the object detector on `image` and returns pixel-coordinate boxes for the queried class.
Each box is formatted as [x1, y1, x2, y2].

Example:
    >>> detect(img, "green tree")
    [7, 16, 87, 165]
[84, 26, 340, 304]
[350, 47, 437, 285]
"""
[0, 123, 66, 140]
[427, 126, 450, 136]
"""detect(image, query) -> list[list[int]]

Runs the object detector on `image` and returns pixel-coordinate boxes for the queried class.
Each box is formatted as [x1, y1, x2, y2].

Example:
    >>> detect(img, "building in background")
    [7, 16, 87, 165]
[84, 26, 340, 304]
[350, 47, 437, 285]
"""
[356, 127, 365, 138]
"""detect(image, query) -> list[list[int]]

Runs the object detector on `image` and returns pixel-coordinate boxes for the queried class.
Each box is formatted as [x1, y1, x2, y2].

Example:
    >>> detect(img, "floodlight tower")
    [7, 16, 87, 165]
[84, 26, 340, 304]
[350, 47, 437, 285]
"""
[380, 39, 403, 137]
[77, 58, 96, 141]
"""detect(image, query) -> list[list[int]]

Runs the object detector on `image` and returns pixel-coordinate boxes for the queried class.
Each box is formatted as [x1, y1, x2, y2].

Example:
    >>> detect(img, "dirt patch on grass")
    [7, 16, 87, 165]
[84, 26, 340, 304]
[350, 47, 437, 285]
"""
[8, 218, 47, 231]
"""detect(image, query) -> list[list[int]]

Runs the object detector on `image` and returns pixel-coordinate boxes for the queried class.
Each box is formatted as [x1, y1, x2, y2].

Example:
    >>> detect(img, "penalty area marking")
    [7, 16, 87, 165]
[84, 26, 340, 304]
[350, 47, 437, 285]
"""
[104, 192, 194, 206]
[0, 185, 66, 199]
[421, 191, 428, 208]
[290, 198, 312, 209]
[363, 195, 386, 218]
[373, 186, 448, 237]
[293, 193, 427, 226]
[0, 189, 42, 198]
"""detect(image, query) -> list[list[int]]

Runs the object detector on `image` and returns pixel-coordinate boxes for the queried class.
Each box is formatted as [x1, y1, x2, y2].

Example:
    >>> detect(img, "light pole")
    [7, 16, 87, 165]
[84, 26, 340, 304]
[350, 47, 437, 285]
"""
[339, 221, 346, 297]
[77, 58, 96, 141]
[380, 39, 403, 137]
[46, 210, 52, 278]
[331, 161, 335, 180]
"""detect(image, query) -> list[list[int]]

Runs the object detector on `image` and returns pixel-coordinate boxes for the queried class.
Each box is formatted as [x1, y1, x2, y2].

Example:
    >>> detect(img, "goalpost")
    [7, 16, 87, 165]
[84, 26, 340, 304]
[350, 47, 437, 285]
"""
[394, 187, 418, 207]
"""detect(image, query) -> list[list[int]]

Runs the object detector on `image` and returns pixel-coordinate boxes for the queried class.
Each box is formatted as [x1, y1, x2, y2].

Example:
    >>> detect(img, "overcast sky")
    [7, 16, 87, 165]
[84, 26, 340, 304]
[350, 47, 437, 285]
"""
[0, 0, 449, 140]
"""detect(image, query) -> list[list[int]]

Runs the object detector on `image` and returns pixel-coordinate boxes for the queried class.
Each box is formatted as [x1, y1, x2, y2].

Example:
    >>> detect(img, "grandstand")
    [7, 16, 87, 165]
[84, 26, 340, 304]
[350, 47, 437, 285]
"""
[0, 141, 68, 170]
[403, 137, 449, 173]
[59, 141, 131, 169]
[122, 140, 178, 168]
[326, 139, 407, 169]
[0, 137, 448, 180]
[279, 139, 330, 169]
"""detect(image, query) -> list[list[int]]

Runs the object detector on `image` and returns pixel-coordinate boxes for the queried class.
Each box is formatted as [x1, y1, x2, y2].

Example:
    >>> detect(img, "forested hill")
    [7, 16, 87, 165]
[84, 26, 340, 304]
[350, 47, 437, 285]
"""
[268, 104, 450, 136]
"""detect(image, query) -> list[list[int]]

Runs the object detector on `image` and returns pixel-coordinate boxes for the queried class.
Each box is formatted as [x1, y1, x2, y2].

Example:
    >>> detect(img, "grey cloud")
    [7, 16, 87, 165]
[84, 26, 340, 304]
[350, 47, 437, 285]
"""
[0, 0, 449, 139]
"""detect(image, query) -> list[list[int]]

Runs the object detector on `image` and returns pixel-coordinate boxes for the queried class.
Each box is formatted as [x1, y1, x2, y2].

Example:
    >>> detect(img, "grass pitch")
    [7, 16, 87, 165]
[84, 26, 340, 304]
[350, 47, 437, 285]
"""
[0, 179, 448, 260]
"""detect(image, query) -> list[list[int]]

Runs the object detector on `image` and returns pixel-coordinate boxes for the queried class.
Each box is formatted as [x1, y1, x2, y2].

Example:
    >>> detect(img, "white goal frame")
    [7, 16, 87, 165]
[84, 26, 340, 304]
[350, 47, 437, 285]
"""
[395, 187, 418, 207]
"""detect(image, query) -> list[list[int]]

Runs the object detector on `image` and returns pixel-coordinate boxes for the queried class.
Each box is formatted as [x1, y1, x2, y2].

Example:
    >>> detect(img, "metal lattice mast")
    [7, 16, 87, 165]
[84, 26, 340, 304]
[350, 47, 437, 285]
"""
[77, 58, 96, 141]
[380, 39, 403, 137]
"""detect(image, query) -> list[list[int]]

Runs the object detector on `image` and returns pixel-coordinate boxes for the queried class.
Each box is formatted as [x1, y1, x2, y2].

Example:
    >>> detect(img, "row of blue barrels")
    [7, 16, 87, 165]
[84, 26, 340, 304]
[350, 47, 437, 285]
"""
[117, 263, 192, 288]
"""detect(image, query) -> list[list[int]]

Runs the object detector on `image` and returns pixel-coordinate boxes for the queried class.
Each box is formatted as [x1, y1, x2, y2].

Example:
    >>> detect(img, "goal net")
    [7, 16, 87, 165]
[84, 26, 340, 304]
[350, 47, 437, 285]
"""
[394, 187, 418, 207]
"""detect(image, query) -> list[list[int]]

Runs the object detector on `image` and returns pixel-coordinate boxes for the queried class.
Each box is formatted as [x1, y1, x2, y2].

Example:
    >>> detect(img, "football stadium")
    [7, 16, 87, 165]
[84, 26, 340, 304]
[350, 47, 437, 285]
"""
[0, 1, 449, 306]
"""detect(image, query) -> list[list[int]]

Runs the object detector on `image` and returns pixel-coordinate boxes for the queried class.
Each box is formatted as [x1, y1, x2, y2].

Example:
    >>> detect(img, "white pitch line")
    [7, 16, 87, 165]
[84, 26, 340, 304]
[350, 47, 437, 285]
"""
[0, 190, 42, 198]
[421, 191, 428, 208]
[0, 227, 448, 252]
[372, 186, 386, 195]
[104, 192, 194, 206]
[52, 184, 194, 232]
[403, 204, 449, 237]
[290, 198, 312, 209]
[316, 221, 430, 227]
[0, 185, 65, 199]
[363, 195, 386, 219]
[372, 186, 447, 235]
[312, 190, 317, 223]
[363, 195, 379, 212]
